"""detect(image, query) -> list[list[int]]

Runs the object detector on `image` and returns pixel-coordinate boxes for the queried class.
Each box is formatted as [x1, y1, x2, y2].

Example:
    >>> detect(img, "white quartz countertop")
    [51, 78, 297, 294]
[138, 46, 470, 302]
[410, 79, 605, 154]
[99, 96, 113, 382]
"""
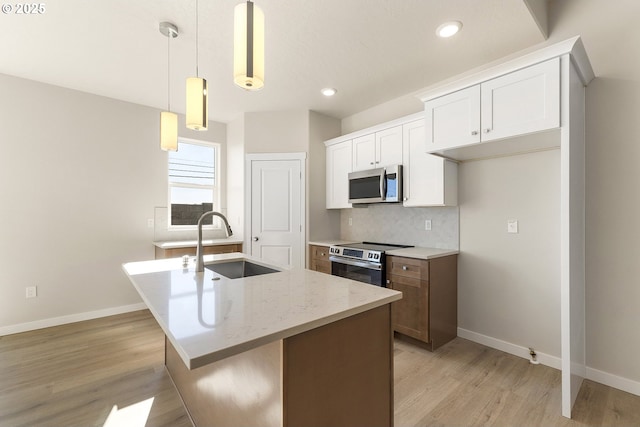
[122, 253, 401, 370]
[385, 247, 459, 260]
[153, 238, 244, 249]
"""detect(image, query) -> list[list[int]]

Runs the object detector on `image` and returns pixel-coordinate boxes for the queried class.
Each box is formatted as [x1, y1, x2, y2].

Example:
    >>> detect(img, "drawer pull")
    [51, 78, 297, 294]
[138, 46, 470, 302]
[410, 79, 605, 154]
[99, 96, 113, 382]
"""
[402, 266, 408, 271]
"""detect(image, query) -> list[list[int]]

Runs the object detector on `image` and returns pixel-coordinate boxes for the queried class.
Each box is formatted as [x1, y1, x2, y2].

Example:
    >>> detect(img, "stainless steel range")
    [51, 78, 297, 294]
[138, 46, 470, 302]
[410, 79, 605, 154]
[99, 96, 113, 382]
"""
[329, 242, 412, 287]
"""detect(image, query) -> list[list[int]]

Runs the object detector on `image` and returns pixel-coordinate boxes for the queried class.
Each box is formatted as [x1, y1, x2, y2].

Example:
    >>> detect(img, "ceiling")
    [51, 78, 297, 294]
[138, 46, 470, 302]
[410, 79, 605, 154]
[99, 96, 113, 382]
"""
[0, 0, 548, 123]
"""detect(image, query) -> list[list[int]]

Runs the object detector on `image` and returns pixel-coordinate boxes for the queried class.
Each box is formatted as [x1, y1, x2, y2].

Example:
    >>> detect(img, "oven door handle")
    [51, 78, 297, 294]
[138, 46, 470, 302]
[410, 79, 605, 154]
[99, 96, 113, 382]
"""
[329, 256, 382, 271]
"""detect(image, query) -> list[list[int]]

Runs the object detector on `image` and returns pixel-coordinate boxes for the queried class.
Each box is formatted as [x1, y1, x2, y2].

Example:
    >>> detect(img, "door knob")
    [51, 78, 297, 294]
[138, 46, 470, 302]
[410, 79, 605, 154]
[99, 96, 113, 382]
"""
[253, 237, 259, 242]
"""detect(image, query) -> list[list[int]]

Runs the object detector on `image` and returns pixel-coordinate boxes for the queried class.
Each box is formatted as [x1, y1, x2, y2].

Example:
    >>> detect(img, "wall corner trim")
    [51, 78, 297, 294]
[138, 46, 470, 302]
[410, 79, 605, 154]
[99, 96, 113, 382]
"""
[458, 327, 640, 398]
[585, 367, 640, 398]
[458, 327, 562, 370]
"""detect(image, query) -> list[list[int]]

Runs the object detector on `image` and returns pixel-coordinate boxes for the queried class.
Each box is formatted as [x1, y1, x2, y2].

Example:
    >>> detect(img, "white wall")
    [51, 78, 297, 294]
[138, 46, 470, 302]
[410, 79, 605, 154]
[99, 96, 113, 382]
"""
[244, 110, 309, 153]
[308, 111, 341, 242]
[0, 73, 225, 331]
[226, 115, 245, 237]
[458, 150, 560, 356]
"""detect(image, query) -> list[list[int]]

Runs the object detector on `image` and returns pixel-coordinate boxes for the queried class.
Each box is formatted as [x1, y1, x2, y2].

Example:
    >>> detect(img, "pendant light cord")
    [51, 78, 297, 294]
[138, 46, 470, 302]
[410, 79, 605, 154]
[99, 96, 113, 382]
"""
[167, 31, 171, 111]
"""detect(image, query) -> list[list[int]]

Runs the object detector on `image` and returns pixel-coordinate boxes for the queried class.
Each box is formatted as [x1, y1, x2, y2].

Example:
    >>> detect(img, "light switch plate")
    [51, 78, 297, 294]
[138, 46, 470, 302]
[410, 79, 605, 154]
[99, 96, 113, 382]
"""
[507, 219, 518, 234]
[425, 219, 432, 231]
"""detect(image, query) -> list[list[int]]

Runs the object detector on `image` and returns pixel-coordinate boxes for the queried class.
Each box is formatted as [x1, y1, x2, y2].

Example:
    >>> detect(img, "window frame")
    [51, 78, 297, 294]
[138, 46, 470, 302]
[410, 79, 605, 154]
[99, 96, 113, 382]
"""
[167, 137, 221, 231]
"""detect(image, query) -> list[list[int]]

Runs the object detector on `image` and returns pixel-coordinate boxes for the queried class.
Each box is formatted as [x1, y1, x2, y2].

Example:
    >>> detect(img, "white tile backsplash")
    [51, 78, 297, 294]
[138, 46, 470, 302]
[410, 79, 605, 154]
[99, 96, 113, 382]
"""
[340, 204, 459, 249]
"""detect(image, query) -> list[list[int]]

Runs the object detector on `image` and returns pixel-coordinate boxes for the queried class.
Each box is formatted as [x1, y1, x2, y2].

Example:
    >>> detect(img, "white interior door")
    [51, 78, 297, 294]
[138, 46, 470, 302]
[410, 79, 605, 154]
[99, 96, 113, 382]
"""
[247, 155, 305, 268]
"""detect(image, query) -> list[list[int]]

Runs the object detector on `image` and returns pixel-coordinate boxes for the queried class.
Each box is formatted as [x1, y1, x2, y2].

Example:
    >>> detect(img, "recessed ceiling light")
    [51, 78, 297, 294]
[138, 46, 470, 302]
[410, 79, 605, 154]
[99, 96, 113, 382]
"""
[436, 21, 462, 38]
[321, 88, 337, 97]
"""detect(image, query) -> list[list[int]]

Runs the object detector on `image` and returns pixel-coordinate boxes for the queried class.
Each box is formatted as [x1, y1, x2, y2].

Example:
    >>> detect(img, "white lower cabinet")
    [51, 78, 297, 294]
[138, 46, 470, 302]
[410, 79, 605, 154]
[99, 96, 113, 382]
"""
[325, 140, 352, 209]
[402, 120, 457, 207]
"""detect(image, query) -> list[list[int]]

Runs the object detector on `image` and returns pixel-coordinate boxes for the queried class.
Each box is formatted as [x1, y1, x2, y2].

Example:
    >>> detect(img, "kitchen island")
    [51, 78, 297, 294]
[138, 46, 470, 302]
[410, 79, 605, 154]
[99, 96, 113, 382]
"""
[123, 253, 401, 427]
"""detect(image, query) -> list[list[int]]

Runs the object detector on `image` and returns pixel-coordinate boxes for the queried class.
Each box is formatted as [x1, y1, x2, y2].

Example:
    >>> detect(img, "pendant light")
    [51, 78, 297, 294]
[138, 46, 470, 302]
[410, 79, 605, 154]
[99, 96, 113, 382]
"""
[159, 22, 179, 151]
[234, 0, 264, 90]
[186, 0, 208, 130]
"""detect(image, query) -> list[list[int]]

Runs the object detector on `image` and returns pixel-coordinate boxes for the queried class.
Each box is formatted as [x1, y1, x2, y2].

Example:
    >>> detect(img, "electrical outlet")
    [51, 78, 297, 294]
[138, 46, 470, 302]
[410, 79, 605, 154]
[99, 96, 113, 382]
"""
[507, 219, 518, 234]
[348, 217, 353, 226]
[425, 219, 432, 231]
[147, 218, 154, 228]
[26, 286, 37, 298]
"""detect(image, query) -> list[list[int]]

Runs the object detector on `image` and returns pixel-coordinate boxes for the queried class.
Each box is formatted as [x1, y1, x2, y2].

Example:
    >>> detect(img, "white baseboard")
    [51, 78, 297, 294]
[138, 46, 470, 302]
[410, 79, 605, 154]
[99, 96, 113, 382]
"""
[458, 327, 640, 398]
[586, 367, 640, 397]
[457, 327, 562, 370]
[0, 303, 147, 336]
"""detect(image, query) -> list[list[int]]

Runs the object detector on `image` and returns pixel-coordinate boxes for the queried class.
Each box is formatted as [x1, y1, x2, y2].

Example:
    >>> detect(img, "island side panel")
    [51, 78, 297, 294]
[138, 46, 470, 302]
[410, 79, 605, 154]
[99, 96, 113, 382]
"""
[165, 337, 283, 427]
[282, 305, 394, 427]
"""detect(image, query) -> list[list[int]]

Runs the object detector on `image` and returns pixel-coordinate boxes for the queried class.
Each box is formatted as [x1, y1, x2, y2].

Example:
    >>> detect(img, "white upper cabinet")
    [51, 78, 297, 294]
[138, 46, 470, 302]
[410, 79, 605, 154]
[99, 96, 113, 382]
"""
[376, 126, 404, 168]
[425, 85, 481, 151]
[424, 57, 560, 156]
[325, 113, 456, 209]
[352, 125, 403, 171]
[481, 58, 560, 141]
[326, 140, 352, 209]
[352, 133, 376, 171]
[403, 120, 457, 207]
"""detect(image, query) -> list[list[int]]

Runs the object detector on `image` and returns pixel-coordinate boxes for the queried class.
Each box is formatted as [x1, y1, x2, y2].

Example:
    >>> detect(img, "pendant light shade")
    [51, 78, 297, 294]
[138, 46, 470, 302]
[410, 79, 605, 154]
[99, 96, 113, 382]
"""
[186, 77, 208, 130]
[186, 0, 208, 131]
[234, 1, 264, 90]
[160, 111, 178, 151]
[159, 21, 179, 151]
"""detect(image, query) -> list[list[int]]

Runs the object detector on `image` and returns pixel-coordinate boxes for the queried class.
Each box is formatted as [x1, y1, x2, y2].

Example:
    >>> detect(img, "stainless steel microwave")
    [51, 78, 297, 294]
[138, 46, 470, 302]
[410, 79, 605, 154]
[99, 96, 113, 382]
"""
[348, 165, 403, 204]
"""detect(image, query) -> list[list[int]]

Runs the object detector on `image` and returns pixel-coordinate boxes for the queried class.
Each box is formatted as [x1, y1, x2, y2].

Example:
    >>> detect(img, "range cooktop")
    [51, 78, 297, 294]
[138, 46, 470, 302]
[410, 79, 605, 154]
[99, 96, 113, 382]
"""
[328, 241, 413, 263]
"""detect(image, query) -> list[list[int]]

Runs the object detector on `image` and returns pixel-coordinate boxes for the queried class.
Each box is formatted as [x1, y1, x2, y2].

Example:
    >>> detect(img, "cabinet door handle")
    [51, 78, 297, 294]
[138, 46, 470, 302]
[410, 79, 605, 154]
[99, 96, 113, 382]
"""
[483, 128, 491, 133]
[370, 162, 374, 165]
[471, 130, 478, 135]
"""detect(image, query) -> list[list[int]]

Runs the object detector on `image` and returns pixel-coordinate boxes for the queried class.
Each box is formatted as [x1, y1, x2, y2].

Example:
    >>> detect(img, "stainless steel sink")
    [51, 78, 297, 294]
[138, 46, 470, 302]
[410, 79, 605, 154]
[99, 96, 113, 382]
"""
[205, 260, 279, 279]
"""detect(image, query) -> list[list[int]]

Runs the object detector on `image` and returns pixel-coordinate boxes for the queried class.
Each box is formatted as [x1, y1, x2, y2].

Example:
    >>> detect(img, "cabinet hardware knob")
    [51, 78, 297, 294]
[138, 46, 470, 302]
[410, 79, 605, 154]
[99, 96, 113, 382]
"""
[321, 253, 325, 256]
[370, 162, 374, 165]
[253, 237, 259, 242]
[483, 128, 491, 133]
[402, 266, 408, 271]
[471, 131, 478, 135]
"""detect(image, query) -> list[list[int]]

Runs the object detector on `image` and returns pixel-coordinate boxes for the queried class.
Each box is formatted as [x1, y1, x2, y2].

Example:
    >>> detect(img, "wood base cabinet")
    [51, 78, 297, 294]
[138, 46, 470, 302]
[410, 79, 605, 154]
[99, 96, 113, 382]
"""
[309, 244, 331, 274]
[386, 254, 457, 350]
[155, 243, 242, 260]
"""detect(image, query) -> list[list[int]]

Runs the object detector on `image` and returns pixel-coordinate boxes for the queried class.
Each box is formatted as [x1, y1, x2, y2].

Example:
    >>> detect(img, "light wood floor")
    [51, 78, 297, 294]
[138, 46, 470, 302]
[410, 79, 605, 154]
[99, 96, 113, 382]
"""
[1, 310, 639, 427]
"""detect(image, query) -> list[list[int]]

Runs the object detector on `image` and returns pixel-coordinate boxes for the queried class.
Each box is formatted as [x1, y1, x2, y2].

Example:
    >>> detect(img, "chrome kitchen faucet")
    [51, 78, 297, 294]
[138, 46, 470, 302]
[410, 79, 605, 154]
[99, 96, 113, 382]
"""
[196, 211, 233, 272]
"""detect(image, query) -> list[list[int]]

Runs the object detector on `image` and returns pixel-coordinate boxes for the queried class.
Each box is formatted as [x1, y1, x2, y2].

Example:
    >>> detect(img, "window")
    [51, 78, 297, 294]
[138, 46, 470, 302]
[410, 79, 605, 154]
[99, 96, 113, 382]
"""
[168, 139, 220, 228]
